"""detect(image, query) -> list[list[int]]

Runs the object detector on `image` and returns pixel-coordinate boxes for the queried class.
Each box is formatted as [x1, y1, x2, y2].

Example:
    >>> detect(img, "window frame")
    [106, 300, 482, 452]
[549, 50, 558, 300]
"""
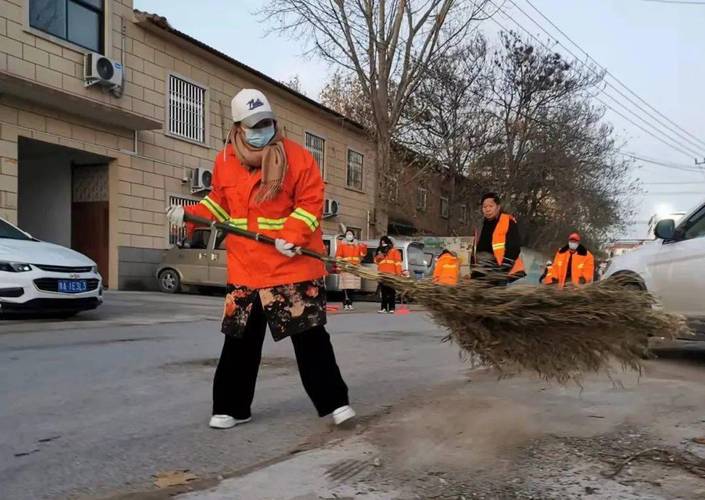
[440, 196, 449, 219]
[165, 73, 210, 148]
[416, 187, 428, 212]
[345, 147, 364, 192]
[678, 204, 705, 241]
[25, 0, 108, 54]
[459, 203, 468, 223]
[304, 131, 326, 180]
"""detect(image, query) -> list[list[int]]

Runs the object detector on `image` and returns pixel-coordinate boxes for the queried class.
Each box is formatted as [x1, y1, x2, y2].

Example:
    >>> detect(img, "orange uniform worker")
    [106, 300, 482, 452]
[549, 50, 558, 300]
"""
[374, 236, 403, 313]
[472, 193, 525, 284]
[166, 88, 354, 430]
[433, 249, 460, 286]
[335, 229, 367, 310]
[543, 232, 595, 287]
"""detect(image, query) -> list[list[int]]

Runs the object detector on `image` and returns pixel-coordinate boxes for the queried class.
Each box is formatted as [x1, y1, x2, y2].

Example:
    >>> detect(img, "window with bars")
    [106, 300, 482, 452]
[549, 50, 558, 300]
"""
[440, 196, 449, 219]
[168, 195, 199, 245]
[29, 0, 104, 53]
[305, 132, 325, 175]
[460, 204, 468, 223]
[168, 75, 207, 144]
[416, 187, 428, 212]
[346, 149, 364, 191]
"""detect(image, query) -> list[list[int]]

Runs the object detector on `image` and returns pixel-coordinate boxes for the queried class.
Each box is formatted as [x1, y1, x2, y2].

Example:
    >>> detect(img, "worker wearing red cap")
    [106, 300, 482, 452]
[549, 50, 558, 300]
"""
[543, 232, 595, 287]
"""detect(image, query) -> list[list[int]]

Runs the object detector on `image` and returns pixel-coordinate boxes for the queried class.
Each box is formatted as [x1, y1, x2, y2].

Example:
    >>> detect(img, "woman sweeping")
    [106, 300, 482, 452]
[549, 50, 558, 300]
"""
[335, 229, 367, 310]
[374, 236, 403, 313]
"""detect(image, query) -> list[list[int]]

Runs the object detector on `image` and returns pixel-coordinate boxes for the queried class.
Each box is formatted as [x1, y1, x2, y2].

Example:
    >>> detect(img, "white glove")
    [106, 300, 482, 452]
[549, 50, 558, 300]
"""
[166, 205, 185, 227]
[275, 238, 299, 258]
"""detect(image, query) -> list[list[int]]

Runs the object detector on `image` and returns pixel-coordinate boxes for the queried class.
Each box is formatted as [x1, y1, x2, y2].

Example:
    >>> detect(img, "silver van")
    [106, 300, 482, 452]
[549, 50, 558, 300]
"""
[156, 227, 227, 293]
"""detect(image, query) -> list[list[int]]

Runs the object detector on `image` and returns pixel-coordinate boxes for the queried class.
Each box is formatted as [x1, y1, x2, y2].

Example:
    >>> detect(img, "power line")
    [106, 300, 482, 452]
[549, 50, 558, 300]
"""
[591, 95, 705, 157]
[642, 181, 705, 184]
[643, 191, 705, 195]
[640, 0, 705, 5]
[520, 0, 705, 152]
[484, 1, 705, 159]
[622, 152, 705, 173]
[508, 0, 705, 157]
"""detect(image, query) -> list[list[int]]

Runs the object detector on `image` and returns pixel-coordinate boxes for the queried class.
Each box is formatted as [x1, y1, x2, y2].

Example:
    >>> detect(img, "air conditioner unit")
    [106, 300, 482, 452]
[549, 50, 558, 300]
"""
[191, 168, 213, 192]
[83, 52, 123, 95]
[324, 198, 340, 218]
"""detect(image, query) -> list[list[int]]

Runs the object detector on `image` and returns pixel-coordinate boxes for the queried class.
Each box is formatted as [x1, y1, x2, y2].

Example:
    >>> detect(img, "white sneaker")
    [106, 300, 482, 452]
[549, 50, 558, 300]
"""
[332, 405, 356, 425]
[347, 305, 355, 311]
[378, 309, 386, 314]
[209, 414, 251, 429]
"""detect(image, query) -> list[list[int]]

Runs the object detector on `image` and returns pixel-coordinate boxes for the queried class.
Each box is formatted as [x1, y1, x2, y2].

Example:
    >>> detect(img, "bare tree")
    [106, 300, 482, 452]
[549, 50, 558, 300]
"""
[473, 32, 638, 251]
[319, 70, 375, 131]
[400, 35, 491, 233]
[281, 74, 307, 95]
[261, 0, 492, 213]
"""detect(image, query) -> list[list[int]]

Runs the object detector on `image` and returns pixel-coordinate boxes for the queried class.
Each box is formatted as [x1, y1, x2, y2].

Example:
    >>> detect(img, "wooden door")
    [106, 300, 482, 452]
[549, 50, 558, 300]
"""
[72, 201, 109, 287]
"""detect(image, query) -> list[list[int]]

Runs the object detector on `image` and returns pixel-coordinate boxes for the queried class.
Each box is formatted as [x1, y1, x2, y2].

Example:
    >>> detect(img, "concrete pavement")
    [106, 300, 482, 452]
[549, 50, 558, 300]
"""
[0, 291, 463, 499]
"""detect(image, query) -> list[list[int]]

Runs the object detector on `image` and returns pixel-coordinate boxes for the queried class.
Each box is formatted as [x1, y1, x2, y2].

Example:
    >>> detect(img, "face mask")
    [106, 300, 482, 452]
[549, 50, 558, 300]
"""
[243, 124, 275, 148]
[345, 233, 354, 242]
[568, 241, 579, 251]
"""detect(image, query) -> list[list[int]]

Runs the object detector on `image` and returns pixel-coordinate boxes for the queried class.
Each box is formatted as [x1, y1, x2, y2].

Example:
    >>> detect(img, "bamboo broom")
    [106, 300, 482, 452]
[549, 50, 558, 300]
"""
[183, 213, 689, 383]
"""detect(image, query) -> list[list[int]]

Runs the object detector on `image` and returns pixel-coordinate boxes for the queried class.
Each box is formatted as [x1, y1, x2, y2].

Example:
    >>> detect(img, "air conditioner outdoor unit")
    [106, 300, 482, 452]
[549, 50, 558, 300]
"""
[83, 52, 123, 95]
[191, 167, 213, 192]
[324, 198, 340, 218]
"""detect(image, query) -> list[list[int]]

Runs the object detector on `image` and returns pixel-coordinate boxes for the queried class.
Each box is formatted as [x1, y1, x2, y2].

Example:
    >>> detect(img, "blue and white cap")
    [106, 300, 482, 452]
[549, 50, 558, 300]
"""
[231, 88, 275, 127]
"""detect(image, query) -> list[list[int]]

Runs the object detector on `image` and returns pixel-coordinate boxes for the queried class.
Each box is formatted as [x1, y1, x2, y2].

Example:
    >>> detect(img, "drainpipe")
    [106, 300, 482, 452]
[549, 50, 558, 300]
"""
[366, 209, 371, 240]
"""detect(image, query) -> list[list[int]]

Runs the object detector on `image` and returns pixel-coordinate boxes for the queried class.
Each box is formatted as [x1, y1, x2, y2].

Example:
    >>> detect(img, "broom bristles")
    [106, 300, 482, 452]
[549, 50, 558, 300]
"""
[337, 262, 689, 384]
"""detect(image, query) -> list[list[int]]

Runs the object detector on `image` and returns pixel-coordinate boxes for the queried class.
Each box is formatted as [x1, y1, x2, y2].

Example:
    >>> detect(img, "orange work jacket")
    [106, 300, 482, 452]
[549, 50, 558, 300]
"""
[375, 248, 403, 275]
[185, 139, 325, 289]
[433, 253, 460, 285]
[483, 213, 525, 275]
[543, 245, 594, 287]
[335, 241, 368, 265]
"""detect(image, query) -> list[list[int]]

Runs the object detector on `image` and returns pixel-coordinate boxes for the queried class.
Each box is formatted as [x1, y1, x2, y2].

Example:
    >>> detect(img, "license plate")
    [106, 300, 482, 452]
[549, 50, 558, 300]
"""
[58, 280, 87, 293]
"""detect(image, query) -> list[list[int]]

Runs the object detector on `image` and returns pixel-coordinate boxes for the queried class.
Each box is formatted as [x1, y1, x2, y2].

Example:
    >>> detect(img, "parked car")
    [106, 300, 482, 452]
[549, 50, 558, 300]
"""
[605, 198, 705, 337]
[156, 227, 226, 293]
[0, 218, 103, 316]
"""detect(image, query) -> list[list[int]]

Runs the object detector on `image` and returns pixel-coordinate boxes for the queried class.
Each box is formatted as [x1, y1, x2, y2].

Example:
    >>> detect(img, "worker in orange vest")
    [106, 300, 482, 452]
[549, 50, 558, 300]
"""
[374, 236, 403, 313]
[544, 232, 595, 287]
[433, 249, 460, 286]
[166, 88, 354, 429]
[472, 192, 526, 284]
[335, 229, 368, 310]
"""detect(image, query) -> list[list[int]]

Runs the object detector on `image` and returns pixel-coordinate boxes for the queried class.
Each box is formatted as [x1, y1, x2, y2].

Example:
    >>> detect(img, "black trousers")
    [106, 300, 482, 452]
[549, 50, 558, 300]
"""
[380, 285, 396, 312]
[212, 296, 349, 419]
[343, 289, 353, 307]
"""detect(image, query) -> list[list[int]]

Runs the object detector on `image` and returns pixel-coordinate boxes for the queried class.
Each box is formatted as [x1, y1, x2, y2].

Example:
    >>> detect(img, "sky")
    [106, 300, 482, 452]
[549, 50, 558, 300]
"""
[134, 0, 705, 239]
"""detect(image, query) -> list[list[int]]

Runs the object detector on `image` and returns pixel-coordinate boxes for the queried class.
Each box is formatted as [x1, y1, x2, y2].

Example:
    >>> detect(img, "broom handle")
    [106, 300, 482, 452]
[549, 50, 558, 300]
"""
[182, 212, 333, 262]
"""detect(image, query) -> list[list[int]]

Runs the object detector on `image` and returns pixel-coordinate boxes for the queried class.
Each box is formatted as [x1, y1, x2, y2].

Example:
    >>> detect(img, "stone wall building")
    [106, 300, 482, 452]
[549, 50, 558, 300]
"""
[0, 0, 379, 289]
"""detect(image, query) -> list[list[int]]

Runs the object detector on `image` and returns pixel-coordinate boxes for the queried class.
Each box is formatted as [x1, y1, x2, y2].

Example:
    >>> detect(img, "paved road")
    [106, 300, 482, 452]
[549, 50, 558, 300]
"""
[0, 292, 463, 499]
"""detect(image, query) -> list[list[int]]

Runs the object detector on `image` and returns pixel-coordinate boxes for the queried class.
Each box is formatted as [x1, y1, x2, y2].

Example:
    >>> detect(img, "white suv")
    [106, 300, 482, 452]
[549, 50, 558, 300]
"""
[605, 199, 705, 332]
[0, 218, 103, 317]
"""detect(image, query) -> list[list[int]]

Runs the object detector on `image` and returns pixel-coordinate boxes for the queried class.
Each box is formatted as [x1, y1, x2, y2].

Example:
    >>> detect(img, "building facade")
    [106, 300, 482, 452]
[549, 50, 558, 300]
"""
[0, 0, 379, 289]
[387, 167, 475, 237]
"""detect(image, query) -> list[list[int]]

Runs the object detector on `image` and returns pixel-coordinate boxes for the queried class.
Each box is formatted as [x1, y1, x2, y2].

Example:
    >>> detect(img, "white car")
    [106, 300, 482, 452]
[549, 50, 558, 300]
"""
[605, 199, 705, 336]
[0, 218, 103, 317]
